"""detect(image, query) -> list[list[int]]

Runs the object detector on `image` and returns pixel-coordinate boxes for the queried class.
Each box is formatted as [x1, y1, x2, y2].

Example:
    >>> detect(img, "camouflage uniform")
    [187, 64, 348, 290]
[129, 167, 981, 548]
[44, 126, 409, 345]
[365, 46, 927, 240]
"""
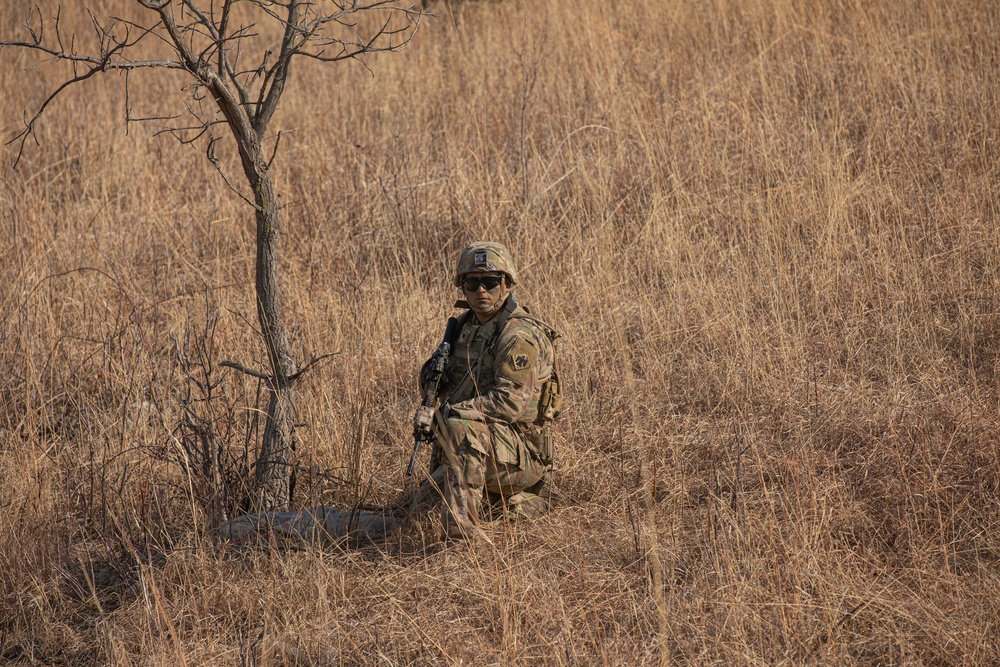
[421, 244, 559, 540]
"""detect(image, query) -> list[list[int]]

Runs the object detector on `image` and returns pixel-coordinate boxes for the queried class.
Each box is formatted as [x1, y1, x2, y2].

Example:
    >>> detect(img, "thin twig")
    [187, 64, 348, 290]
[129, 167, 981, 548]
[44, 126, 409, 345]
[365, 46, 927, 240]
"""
[287, 352, 340, 382]
[206, 137, 262, 209]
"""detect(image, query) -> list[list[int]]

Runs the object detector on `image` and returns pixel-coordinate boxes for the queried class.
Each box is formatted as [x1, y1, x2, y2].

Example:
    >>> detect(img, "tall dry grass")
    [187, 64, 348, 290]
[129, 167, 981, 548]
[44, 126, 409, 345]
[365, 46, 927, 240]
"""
[2, 0, 999, 663]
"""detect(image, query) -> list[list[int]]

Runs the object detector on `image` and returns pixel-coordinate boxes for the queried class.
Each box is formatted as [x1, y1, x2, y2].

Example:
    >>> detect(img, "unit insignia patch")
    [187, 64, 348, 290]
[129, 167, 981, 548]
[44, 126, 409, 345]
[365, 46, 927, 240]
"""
[497, 337, 537, 385]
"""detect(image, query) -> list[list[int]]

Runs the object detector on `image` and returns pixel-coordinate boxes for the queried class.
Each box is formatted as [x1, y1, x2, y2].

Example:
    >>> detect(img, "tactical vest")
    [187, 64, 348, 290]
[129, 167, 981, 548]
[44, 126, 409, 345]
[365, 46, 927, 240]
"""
[511, 311, 562, 467]
[508, 311, 563, 426]
[444, 300, 562, 467]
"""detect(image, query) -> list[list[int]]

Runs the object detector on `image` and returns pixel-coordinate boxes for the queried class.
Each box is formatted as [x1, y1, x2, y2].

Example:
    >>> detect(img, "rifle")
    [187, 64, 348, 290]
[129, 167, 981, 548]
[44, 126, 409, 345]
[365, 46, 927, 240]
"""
[406, 316, 460, 476]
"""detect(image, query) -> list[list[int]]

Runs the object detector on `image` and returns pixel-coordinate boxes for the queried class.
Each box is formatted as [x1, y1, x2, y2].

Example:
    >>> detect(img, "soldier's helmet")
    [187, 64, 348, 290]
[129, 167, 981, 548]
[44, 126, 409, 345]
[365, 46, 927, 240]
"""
[454, 242, 518, 286]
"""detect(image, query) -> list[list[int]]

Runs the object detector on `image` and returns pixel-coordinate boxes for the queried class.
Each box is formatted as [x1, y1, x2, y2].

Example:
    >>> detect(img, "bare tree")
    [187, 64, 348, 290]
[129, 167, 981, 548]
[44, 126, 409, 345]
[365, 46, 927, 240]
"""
[2, 0, 419, 511]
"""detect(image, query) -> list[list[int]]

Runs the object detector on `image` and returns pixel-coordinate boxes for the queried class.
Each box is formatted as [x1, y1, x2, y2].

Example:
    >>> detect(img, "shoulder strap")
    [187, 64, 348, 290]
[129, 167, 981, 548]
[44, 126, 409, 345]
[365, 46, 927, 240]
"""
[509, 309, 561, 343]
[486, 294, 518, 352]
[452, 309, 474, 338]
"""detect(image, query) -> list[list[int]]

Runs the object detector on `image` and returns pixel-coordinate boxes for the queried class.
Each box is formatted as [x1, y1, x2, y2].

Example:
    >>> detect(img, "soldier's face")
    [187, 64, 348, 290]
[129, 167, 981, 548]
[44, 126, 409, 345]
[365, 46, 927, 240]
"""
[462, 272, 509, 320]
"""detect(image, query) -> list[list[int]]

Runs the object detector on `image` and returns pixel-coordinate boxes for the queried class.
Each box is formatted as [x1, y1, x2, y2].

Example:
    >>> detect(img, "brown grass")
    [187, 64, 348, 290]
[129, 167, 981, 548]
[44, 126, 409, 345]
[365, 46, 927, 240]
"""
[2, 0, 1000, 664]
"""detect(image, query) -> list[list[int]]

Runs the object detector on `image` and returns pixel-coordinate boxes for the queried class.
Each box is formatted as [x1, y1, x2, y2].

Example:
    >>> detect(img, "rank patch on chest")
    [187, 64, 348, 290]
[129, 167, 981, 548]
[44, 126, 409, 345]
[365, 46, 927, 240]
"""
[513, 354, 530, 369]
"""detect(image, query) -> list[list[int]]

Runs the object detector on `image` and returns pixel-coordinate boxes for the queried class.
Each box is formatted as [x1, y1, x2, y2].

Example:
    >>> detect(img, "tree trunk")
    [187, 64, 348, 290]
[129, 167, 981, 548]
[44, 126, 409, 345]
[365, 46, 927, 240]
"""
[203, 60, 298, 511]
[246, 146, 298, 511]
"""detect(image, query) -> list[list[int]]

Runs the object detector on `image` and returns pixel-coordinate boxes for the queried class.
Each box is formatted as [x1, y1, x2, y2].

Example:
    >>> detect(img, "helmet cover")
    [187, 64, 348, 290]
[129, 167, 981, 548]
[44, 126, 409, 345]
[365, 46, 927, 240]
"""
[454, 242, 518, 286]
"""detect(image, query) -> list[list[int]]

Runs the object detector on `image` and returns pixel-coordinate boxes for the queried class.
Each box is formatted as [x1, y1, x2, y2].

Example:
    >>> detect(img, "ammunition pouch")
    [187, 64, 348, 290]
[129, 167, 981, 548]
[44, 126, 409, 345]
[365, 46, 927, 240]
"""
[524, 425, 554, 467]
[536, 370, 562, 423]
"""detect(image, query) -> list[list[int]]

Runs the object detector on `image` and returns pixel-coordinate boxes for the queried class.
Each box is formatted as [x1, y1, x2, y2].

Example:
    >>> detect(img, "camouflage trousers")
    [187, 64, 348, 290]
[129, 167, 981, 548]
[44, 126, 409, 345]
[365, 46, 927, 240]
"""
[434, 417, 549, 540]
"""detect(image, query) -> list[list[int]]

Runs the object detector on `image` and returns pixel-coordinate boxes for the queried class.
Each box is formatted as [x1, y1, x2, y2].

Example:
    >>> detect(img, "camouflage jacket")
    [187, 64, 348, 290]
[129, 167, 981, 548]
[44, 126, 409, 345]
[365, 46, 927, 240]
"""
[434, 299, 556, 429]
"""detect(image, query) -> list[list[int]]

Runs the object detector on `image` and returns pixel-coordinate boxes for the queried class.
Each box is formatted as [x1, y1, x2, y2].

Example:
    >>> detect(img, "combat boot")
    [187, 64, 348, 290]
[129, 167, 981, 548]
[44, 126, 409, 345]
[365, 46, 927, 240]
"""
[503, 476, 553, 520]
[441, 474, 482, 541]
[441, 498, 473, 541]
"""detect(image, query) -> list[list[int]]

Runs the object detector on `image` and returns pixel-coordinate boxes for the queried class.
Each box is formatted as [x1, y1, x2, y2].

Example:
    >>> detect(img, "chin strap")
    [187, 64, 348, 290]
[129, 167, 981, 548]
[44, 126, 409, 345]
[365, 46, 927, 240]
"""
[453, 288, 514, 315]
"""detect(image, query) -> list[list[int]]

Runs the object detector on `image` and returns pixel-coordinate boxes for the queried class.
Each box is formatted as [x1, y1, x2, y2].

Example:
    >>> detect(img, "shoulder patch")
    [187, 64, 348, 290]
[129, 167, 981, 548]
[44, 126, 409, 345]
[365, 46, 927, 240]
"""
[496, 336, 538, 386]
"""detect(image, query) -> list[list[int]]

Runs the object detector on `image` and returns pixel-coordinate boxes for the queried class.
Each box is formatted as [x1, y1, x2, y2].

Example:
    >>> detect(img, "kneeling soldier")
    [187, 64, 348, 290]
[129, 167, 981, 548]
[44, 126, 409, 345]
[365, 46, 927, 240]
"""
[414, 242, 562, 540]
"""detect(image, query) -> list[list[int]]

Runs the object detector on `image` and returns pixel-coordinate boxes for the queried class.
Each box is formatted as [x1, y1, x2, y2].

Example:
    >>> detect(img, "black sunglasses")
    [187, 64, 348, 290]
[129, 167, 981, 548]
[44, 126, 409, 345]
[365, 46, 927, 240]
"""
[462, 275, 504, 292]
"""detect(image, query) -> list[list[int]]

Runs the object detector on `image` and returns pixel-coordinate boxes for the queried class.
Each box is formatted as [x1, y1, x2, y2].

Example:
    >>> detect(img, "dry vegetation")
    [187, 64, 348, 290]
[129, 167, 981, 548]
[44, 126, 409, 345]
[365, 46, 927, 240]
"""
[2, 0, 1000, 664]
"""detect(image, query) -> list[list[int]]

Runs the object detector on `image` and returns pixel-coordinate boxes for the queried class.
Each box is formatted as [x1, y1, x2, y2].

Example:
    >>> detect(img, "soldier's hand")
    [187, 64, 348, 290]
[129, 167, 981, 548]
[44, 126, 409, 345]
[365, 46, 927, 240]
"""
[413, 405, 435, 435]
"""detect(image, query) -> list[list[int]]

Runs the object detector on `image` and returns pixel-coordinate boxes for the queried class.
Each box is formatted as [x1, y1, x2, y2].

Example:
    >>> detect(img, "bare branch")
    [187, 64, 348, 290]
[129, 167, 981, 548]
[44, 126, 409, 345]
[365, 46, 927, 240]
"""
[137, 0, 171, 15]
[304, 0, 421, 35]
[7, 64, 96, 166]
[125, 68, 134, 134]
[220, 360, 273, 382]
[221, 350, 338, 385]
[180, 0, 253, 111]
[1, 8, 187, 165]
[206, 136, 262, 209]
[218, 0, 235, 64]
[287, 352, 340, 383]
[252, 2, 420, 131]
[294, 10, 419, 64]
[252, 0, 304, 135]
[53, 6, 65, 52]
[26, 6, 42, 44]
[153, 119, 219, 144]
[150, 1, 203, 71]
[152, 0, 259, 173]
[267, 129, 293, 169]
[0, 39, 182, 70]
[297, 33, 410, 64]
[173, 334, 211, 393]
[180, 0, 217, 37]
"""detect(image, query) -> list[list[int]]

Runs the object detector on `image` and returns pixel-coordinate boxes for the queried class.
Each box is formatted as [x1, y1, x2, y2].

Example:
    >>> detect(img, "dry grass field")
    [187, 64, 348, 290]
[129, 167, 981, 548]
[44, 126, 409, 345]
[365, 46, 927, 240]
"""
[2, 0, 1000, 664]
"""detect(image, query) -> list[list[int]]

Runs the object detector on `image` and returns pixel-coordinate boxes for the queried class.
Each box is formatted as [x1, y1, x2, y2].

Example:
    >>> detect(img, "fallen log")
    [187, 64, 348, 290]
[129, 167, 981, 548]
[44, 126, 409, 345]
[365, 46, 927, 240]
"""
[220, 466, 445, 543]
